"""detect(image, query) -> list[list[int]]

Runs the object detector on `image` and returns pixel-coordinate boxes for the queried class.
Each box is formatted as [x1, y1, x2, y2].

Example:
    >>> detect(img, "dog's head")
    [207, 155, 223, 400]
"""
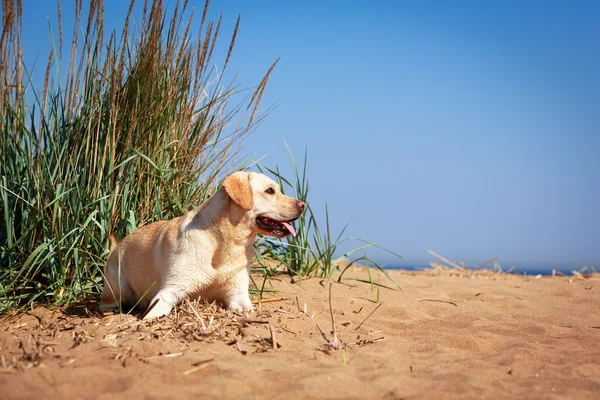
[222, 171, 306, 238]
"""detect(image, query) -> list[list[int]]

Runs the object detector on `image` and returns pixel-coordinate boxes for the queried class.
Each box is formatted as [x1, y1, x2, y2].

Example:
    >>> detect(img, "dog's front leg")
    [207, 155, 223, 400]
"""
[143, 288, 183, 320]
[223, 266, 253, 312]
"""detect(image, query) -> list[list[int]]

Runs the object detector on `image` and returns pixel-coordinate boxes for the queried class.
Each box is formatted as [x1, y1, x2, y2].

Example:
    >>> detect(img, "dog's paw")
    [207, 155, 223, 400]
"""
[142, 298, 174, 320]
[226, 294, 254, 312]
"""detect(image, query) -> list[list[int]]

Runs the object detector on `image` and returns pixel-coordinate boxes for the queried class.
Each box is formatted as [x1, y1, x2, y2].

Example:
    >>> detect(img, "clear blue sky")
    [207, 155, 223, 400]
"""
[18, 0, 600, 268]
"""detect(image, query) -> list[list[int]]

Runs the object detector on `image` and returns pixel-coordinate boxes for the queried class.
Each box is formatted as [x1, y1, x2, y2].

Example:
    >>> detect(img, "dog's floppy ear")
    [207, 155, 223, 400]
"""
[223, 172, 254, 211]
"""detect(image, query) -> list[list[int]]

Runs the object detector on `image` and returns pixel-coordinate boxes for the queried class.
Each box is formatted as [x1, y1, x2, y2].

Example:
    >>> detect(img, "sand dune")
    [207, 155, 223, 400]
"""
[1, 268, 599, 399]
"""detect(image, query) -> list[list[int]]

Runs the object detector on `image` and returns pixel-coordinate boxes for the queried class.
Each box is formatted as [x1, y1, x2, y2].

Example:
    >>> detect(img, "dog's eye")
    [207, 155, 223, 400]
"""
[265, 187, 275, 195]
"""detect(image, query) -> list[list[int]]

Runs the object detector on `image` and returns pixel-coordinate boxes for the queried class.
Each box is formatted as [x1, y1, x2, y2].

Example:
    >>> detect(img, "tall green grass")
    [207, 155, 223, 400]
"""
[0, 0, 277, 312]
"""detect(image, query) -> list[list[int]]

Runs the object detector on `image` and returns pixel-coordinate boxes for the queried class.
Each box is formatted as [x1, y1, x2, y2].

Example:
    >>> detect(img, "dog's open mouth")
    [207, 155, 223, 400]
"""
[256, 216, 297, 237]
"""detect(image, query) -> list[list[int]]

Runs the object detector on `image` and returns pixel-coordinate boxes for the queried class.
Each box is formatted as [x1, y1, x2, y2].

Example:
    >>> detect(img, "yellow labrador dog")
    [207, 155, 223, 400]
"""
[99, 171, 305, 319]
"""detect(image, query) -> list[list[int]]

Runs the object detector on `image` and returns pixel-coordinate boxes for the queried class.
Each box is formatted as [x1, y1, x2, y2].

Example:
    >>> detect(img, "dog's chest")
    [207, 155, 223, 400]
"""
[211, 247, 253, 280]
[182, 242, 253, 290]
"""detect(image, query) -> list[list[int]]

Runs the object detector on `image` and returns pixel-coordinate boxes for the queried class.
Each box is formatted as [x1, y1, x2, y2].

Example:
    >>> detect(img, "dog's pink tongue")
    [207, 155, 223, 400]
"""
[282, 222, 297, 237]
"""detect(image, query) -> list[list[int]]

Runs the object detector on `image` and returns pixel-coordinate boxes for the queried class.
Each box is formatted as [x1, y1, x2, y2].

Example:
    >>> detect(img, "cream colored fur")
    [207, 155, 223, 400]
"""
[99, 171, 305, 320]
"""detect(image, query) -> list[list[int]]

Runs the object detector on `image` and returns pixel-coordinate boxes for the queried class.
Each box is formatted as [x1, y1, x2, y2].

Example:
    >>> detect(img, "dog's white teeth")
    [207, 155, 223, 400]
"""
[281, 222, 296, 237]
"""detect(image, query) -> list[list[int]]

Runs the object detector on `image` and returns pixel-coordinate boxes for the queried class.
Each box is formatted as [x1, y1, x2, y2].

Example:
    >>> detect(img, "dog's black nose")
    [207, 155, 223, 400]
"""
[296, 200, 306, 210]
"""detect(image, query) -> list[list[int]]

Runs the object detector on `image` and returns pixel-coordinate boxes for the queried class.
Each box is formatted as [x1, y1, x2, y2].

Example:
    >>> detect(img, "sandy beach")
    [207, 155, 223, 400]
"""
[1, 267, 599, 399]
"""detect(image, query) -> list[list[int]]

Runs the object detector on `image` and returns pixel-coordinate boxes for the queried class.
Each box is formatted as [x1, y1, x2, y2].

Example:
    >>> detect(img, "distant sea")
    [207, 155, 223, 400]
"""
[383, 263, 596, 276]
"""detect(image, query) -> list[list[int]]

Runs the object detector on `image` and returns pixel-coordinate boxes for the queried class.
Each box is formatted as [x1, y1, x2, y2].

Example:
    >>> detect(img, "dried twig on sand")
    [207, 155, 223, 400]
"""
[328, 283, 340, 349]
[184, 363, 211, 376]
[315, 283, 343, 352]
[186, 298, 207, 331]
[184, 358, 214, 375]
[418, 299, 458, 307]
[296, 296, 309, 315]
[269, 326, 278, 349]
[355, 302, 383, 331]
[252, 297, 289, 305]
[428, 250, 463, 269]
[475, 257, 498, 270]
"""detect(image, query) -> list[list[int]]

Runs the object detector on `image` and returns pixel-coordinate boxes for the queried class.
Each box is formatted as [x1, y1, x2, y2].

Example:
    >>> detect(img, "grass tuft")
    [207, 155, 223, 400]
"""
[0, 0, 276, 312]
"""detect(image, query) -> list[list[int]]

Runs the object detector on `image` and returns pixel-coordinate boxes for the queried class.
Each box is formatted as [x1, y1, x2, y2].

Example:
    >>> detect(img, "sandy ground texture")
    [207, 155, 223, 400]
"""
[1, 267, 599, 400]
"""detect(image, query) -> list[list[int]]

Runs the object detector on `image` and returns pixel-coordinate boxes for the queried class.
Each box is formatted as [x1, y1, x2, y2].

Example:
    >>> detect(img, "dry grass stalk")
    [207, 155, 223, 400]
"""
[185, 298, 208, 332]
[252, 297, 289, 305]
[354, 302, 383, 331]
[184, 361, 212, 376]
[314, 284, 343, 352]
[57, 0, 62, 58]
[418, 299, 458, 307]
[428, 249, 463, 270]
[269, 325, 277, 350]
[295, 296, 309, 315]
[328, 283, 339, 349]
[223, 15, 239, 70]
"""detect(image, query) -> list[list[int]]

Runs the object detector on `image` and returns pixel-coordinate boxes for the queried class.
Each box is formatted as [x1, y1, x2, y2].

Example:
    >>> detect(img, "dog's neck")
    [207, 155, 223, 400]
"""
[217, 195, 256, 245]
[188, 188, 256, 268]
[214, 189, 256, 269]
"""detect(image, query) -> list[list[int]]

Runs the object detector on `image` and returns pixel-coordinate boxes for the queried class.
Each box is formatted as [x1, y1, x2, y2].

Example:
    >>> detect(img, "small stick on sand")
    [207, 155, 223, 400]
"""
[355, 302, 383, 331]
[428, 250, 462, 269]
[235, 341, 247, 355]
[571, 270, 584, 279]
[494, 260, 505, 273]
[269, 325, 278, 349]
[315, 324, 330, 343]
[252, 297, 289, 305]
[87, 323, 101, 337]
[418, 299, 458, 307]
[240, 318, 269, 325]
[146, 352, 184, 360]
[184, 363, 210, 375]
[296, 296, 308, 315]
[184, 358, 213, 376]
[186, 299, 207, 332]
[328, 283, 340, 349]
[191, 358, 215, 367]
[475, 257, 498, 270]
